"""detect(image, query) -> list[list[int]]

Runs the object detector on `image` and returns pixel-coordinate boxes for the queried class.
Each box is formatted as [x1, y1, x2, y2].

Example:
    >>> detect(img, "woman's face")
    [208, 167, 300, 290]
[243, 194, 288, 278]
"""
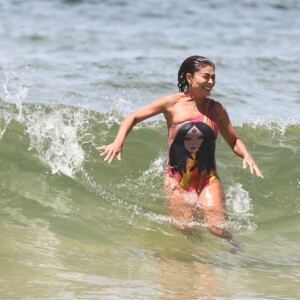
[184, 125, 203, 152]
[187, 65, 216, 98]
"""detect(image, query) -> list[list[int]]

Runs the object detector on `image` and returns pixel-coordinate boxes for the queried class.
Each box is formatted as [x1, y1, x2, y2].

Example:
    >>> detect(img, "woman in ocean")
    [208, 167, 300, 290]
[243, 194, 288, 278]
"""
[99, 55, 263, 242]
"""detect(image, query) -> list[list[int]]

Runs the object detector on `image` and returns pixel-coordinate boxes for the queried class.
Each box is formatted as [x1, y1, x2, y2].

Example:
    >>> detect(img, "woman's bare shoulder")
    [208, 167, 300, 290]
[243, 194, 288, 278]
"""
[212, 99, 226, 114]
[211, 98, 222, 107]
[211, 99, 232, 127]
[159, 92, 183, 103]
[153, 92, 183, 110]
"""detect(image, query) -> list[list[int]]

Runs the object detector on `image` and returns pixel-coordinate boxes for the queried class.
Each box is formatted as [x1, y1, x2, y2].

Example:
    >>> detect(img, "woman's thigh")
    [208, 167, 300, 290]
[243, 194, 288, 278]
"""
[197, 178, 227, 228]
[165, 176, 232, 239]
[164, 176, 228, 233]
[164, 175, 197, 232]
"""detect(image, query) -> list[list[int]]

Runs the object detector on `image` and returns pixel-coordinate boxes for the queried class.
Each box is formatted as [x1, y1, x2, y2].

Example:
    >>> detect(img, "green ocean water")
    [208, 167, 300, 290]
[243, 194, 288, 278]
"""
[1, 0, 300, 298]
[1, 100, 299, 299]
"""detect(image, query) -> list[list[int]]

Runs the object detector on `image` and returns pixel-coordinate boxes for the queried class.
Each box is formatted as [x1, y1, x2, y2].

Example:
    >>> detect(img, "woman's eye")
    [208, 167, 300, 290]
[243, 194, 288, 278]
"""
[197, 136, 203, 140]
[203, 74, 215, 80]
[184, 137, 192, 141]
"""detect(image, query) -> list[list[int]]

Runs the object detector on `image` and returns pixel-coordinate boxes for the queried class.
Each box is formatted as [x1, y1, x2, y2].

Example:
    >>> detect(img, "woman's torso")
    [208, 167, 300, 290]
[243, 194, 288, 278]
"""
[167, 96, 219, 149]
[166, 96, 219, 192]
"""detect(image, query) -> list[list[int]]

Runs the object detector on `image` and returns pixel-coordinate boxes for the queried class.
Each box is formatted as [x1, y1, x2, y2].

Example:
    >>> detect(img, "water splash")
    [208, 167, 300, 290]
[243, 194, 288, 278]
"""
[25, 105, 87, 178]
[97, 95, 137, 143]
[225, 183, 256, 231]
[0, 64, 30, 138]
[139, 152, 166, 188]
[1, 64, 89, 178]
[250, 117, 297, 136]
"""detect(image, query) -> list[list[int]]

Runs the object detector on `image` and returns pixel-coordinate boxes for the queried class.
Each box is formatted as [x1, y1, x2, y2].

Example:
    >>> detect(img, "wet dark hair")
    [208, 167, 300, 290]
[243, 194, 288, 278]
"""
[177, 55, 215, 92]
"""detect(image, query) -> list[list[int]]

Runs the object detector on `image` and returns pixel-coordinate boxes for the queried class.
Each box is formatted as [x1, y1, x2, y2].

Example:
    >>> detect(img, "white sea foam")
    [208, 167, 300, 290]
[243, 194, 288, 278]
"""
[139, 152, 166, 186]
[1, 65, 89, 178]
[0, 64, 30, 138]
[25, 106, 86, 177]
[247, 117, 298, 135]
[225, 183, 257, 231]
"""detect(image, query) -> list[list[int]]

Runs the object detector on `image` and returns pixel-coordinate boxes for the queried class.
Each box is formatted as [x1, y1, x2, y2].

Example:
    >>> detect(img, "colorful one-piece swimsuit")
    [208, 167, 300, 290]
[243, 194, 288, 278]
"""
[167, 98, 219, 193]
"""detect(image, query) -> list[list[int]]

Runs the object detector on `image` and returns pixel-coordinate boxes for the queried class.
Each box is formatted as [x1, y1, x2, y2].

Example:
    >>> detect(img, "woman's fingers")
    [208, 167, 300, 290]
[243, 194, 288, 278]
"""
[254, 165, 264, 178]
[243, 157, 264, 178]
[98, 145, 109, 157]
[117, 152, 122, 161]
[98, 145, 108, 155]
[97, 144, 122, 163]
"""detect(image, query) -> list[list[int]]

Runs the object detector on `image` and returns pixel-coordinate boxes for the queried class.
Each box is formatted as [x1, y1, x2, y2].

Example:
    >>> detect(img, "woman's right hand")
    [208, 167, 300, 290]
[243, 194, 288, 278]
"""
[242, 155, 264, 178]
[97, 95, 170, 164]
[98, 142, 122, 163]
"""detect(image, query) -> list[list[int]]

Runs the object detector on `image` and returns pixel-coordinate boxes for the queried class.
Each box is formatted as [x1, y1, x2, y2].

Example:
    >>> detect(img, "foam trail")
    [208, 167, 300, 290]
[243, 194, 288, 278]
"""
[25, 105, 87, 177]
[225, 183, 256, 231]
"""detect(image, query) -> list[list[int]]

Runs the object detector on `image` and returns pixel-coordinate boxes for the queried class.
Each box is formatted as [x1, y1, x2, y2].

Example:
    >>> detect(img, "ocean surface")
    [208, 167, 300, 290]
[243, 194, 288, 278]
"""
[0, 0, 300, 299]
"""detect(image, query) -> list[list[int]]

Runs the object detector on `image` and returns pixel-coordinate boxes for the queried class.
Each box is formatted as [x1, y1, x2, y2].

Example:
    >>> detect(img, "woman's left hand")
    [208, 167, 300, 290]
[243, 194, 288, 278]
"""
[243, 155, 264, 178]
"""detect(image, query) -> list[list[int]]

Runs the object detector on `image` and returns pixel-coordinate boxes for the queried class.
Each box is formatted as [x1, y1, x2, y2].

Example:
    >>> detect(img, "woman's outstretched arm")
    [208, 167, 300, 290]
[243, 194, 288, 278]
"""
[218, 102, 264, 178]
[98, 95, 171, 163]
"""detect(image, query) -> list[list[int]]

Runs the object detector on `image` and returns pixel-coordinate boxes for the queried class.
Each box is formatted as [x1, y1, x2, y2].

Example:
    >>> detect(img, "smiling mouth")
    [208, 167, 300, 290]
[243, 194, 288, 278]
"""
[203, 86, 211, 91]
